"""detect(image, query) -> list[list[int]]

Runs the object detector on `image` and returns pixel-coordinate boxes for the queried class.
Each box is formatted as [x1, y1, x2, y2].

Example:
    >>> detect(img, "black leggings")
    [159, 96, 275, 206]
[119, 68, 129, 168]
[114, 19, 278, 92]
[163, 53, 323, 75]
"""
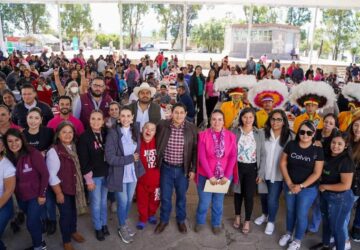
[205, 96, 218, 121]
[234, 162, 257, 221]
[195, 96, 204, 126]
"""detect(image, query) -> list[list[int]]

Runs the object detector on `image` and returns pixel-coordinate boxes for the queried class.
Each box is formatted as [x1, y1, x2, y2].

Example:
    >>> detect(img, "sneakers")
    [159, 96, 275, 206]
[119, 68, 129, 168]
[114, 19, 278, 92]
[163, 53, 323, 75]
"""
[279, 234, 292, 247]
[125, 224, 136, 237]
[136, 222, 145, 230]
[24, 240, 47, 250]
[287, 241, 301, 250]
[118, 226, 133, 244]
[352, 226, 360, 242]
[333, 241, 352, 250]
[148, 216, 157, 225]
[264, 222, 275, 235]
[254, 214, 268, 226]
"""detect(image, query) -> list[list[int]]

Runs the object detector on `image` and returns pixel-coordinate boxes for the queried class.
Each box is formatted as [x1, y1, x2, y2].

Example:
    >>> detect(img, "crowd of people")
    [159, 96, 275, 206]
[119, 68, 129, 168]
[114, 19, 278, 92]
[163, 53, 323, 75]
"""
[0, 48, 359, 250]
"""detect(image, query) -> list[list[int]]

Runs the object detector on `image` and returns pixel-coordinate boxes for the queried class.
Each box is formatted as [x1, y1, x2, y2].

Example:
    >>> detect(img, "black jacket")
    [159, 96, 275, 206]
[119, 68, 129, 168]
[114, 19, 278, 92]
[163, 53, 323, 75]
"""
[12, 100, 54, 128]
[189, 74, 205, 99]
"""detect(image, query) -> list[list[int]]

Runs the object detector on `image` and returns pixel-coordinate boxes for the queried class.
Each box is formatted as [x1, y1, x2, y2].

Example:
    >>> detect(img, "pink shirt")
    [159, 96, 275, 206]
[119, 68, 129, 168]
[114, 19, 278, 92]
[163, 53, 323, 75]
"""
[47, 114, 85, 136]
[196, 129, 237, 183]
[205, 81, 219, 97]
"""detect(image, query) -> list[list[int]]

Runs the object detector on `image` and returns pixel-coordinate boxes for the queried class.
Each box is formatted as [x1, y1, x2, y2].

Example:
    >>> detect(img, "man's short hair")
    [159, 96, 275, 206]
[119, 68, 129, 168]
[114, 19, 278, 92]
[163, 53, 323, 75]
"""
[58, 95, 72, 105]
[21, 84, 35, 93]
[171, 102, 187, 112]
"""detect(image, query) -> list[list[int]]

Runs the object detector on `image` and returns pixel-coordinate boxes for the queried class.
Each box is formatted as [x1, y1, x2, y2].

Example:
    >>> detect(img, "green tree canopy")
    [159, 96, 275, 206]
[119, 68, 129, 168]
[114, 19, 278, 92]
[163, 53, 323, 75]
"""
[243, 6, 278, 24]
[286, 7, 311, 26]
[0, 3, 49, 35]
[60, 4, 93, 43]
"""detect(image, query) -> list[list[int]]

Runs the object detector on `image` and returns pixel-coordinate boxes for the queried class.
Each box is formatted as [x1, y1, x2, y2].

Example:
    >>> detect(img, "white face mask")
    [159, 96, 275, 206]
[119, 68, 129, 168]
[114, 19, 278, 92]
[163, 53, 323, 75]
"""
[70, 86, 79, 94]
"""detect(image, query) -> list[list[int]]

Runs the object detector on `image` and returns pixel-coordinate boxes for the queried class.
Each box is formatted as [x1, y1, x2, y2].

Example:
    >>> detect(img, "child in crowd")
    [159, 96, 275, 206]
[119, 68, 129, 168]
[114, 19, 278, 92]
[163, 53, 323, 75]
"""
[136, 122, 160, 230]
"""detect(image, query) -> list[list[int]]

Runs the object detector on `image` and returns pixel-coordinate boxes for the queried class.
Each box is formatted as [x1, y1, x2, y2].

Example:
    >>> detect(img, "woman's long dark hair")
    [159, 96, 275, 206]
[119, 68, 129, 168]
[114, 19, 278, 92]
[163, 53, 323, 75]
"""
[264, 109, 291, 147]
[206, 68, 217, 82]
[330, 131, 352, 158]
[295, 120, 317, 143]
[348, 116, 360, 164]
[4, 128, 29, 165]
[238, 107, 257, 127]
[118, 106, 138, 143]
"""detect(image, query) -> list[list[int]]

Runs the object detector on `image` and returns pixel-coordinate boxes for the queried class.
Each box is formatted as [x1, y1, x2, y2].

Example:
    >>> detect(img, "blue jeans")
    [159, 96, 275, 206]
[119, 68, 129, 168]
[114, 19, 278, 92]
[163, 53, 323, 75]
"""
[196, 175, 225, 227]
[321, 190, 354, 250]
[284, 184, 318, 241]
[308, 194, 322, 233]
[344, 195, 358, 240]
[160, 163, 189, 223]
[57, 194, 77, 243]
[0, 198, 13, 250]
[353, 199, 360, 228]
[41, 188, 57, 222]
[17, 198, 43, 248]
[260, 180, 283, 223]
[115, 182, 136, 226]
[89, 177, 108, 230]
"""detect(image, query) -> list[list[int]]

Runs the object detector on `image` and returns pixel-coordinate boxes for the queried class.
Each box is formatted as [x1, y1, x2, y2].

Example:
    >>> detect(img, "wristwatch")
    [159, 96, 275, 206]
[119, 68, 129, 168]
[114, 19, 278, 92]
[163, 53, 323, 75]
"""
[300, 184, 305, 189]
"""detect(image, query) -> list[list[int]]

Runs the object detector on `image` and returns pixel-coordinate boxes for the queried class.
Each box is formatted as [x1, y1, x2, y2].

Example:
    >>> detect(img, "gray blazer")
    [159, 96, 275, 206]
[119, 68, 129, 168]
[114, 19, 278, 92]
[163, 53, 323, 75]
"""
[232, 127, 267, 194]
[105, 122, 145, 192]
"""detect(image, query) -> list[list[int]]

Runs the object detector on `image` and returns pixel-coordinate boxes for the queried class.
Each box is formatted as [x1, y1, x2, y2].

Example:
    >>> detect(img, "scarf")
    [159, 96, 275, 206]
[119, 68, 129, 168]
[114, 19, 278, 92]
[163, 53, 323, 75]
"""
[63, 143, 88, 215]
[211, 128, 225, 179]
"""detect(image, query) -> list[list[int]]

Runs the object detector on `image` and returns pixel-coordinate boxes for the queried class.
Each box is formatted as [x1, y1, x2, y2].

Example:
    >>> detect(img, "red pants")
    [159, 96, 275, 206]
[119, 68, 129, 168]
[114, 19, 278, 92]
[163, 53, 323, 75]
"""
[136, 183, 160, 223]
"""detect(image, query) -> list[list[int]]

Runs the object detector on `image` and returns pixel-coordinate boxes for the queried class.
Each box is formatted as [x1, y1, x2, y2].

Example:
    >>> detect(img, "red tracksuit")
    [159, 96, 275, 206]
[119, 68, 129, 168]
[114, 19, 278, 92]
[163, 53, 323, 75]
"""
[136, 137, 160, 223]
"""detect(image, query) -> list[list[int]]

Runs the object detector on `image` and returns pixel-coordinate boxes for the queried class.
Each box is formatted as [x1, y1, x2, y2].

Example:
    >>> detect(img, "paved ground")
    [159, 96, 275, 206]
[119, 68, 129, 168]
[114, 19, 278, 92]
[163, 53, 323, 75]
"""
[4, 181, 360, 250]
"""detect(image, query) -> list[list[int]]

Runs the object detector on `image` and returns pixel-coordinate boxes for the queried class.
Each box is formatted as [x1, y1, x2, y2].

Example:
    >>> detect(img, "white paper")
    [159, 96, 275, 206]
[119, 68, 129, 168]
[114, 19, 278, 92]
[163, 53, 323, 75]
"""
[203, 180, 231, 193]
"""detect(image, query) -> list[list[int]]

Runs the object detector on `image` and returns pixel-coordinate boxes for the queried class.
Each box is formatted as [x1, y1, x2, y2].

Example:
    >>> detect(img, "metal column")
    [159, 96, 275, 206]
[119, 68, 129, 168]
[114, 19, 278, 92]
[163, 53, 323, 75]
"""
[246, 5, 253, 60]
[308, 7, 318, 67]
[118, 1, 123, 51]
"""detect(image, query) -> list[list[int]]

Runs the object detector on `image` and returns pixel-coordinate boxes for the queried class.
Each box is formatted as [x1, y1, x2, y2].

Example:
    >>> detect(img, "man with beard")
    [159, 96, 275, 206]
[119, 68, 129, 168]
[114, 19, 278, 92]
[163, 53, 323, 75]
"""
[47, 96, 85, 136]
[73, 76, 112, 128]
[128, 82, 164, 131]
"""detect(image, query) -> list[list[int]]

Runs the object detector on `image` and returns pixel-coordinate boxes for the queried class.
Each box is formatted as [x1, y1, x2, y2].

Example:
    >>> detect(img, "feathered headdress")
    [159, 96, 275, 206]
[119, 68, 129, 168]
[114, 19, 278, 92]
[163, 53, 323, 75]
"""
[214, 75, 256, 93]
[341, 82, 360, 108]
[248, 79, 289, 109]
[289, 80, 336, 109]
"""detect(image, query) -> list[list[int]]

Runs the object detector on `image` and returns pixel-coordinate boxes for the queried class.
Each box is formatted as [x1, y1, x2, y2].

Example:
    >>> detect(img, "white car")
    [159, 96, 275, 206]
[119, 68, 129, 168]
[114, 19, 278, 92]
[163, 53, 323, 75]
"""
[154, 41, 172, 51]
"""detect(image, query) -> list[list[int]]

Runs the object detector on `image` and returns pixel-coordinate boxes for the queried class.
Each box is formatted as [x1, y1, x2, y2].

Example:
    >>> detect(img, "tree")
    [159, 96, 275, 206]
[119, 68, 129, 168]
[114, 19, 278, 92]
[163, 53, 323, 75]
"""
[153, 4, 171, 40]
[168, 5, 201, 49]
[312, 28, 332, 59]
[322, 9, 355, 60]
[0, 4, 49, 34]
[121, 4, 148, 50]
[60, 4, 93, 43]
[191, 18, 225, 53]
[95, 34, 120, 49]
[286, 7, 311, 26]
[243, 6, 278, 24]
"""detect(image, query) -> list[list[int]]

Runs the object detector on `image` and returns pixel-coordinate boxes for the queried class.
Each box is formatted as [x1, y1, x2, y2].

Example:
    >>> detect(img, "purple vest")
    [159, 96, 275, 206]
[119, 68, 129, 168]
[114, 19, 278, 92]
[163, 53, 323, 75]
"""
[80, 92, 112, 128]
[53, 144, 77, 196]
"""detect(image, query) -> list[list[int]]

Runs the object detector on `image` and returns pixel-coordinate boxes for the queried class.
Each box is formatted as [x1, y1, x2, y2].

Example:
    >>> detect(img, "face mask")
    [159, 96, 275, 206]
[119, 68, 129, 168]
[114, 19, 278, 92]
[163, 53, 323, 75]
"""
[70, 87, 79, 94]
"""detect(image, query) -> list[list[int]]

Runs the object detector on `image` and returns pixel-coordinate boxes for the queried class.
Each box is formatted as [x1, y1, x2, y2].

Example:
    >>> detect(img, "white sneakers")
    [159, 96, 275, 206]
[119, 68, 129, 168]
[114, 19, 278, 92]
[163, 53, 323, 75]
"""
[332, 241, 352, 250]
[279, 234, 292, 247]
[287, 241, 301, 250]
[254, 214, 268, 225]
[264, 222, 275, 235]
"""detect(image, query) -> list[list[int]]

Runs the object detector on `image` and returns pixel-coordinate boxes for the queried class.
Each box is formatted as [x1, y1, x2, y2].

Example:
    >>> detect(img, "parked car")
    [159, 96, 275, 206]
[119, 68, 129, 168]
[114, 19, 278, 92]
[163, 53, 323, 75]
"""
[154, 41, 172, 51]
[138, 43, 156, 51]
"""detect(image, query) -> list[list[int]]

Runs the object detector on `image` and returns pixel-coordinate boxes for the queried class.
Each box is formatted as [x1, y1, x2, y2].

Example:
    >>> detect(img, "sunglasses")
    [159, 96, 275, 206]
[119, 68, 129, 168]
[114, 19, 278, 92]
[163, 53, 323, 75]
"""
[299, 130, 314, 136]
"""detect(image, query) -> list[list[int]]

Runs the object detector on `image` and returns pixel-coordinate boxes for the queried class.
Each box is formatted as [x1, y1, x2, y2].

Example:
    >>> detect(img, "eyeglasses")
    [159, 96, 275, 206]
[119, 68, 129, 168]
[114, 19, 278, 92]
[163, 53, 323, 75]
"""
[92, 84, 105, 88]
[270, 118, 283, 123]
[299, 130, 314, 136]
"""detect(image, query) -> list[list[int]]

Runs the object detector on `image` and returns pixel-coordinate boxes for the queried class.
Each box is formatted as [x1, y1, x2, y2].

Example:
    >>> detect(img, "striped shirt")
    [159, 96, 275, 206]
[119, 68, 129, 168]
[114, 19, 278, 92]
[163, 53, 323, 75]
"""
[164, 122, 185, 165]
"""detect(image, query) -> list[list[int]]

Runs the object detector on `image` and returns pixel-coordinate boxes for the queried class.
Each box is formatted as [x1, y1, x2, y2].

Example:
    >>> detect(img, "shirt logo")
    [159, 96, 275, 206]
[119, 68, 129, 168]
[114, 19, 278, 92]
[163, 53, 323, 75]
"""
[290, 152, 311, 162]
[23, 163, 33, 173]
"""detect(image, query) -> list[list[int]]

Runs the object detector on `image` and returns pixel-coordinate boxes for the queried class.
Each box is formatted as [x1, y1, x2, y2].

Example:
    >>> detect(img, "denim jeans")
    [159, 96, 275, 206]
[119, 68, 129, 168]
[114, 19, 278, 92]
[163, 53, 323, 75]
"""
[0, 198, 13, 250]
[344, 195, 358, 239]
[320, 190, 354, 250]
[353, 198, 360, 228]
[308, 194, 322, 233]
[41, 188, 57, 222]
[260, 180, 283, 223]
[284, 184, 318, 241]
[57, 194, 77, 243]
[160, 163, 189, 224]
[115, 182, 136, 226]
[196, 175, 225, 227]
[17, 198, 43, 248]
[89, 177, 108, 230]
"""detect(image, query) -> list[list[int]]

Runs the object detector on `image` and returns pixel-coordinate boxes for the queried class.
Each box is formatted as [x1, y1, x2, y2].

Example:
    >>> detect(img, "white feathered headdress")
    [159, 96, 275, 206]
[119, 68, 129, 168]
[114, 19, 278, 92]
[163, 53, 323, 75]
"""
[289, 80, 336, 109]
[248, 79, 289, 109]
[342, 82, 360, 105]
[214, 75, 256, 92]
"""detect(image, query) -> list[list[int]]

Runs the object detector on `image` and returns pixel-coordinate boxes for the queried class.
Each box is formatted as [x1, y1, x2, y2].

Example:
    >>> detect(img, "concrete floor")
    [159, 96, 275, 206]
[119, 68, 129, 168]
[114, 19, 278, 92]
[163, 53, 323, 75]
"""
[4, 181, 360, 250]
